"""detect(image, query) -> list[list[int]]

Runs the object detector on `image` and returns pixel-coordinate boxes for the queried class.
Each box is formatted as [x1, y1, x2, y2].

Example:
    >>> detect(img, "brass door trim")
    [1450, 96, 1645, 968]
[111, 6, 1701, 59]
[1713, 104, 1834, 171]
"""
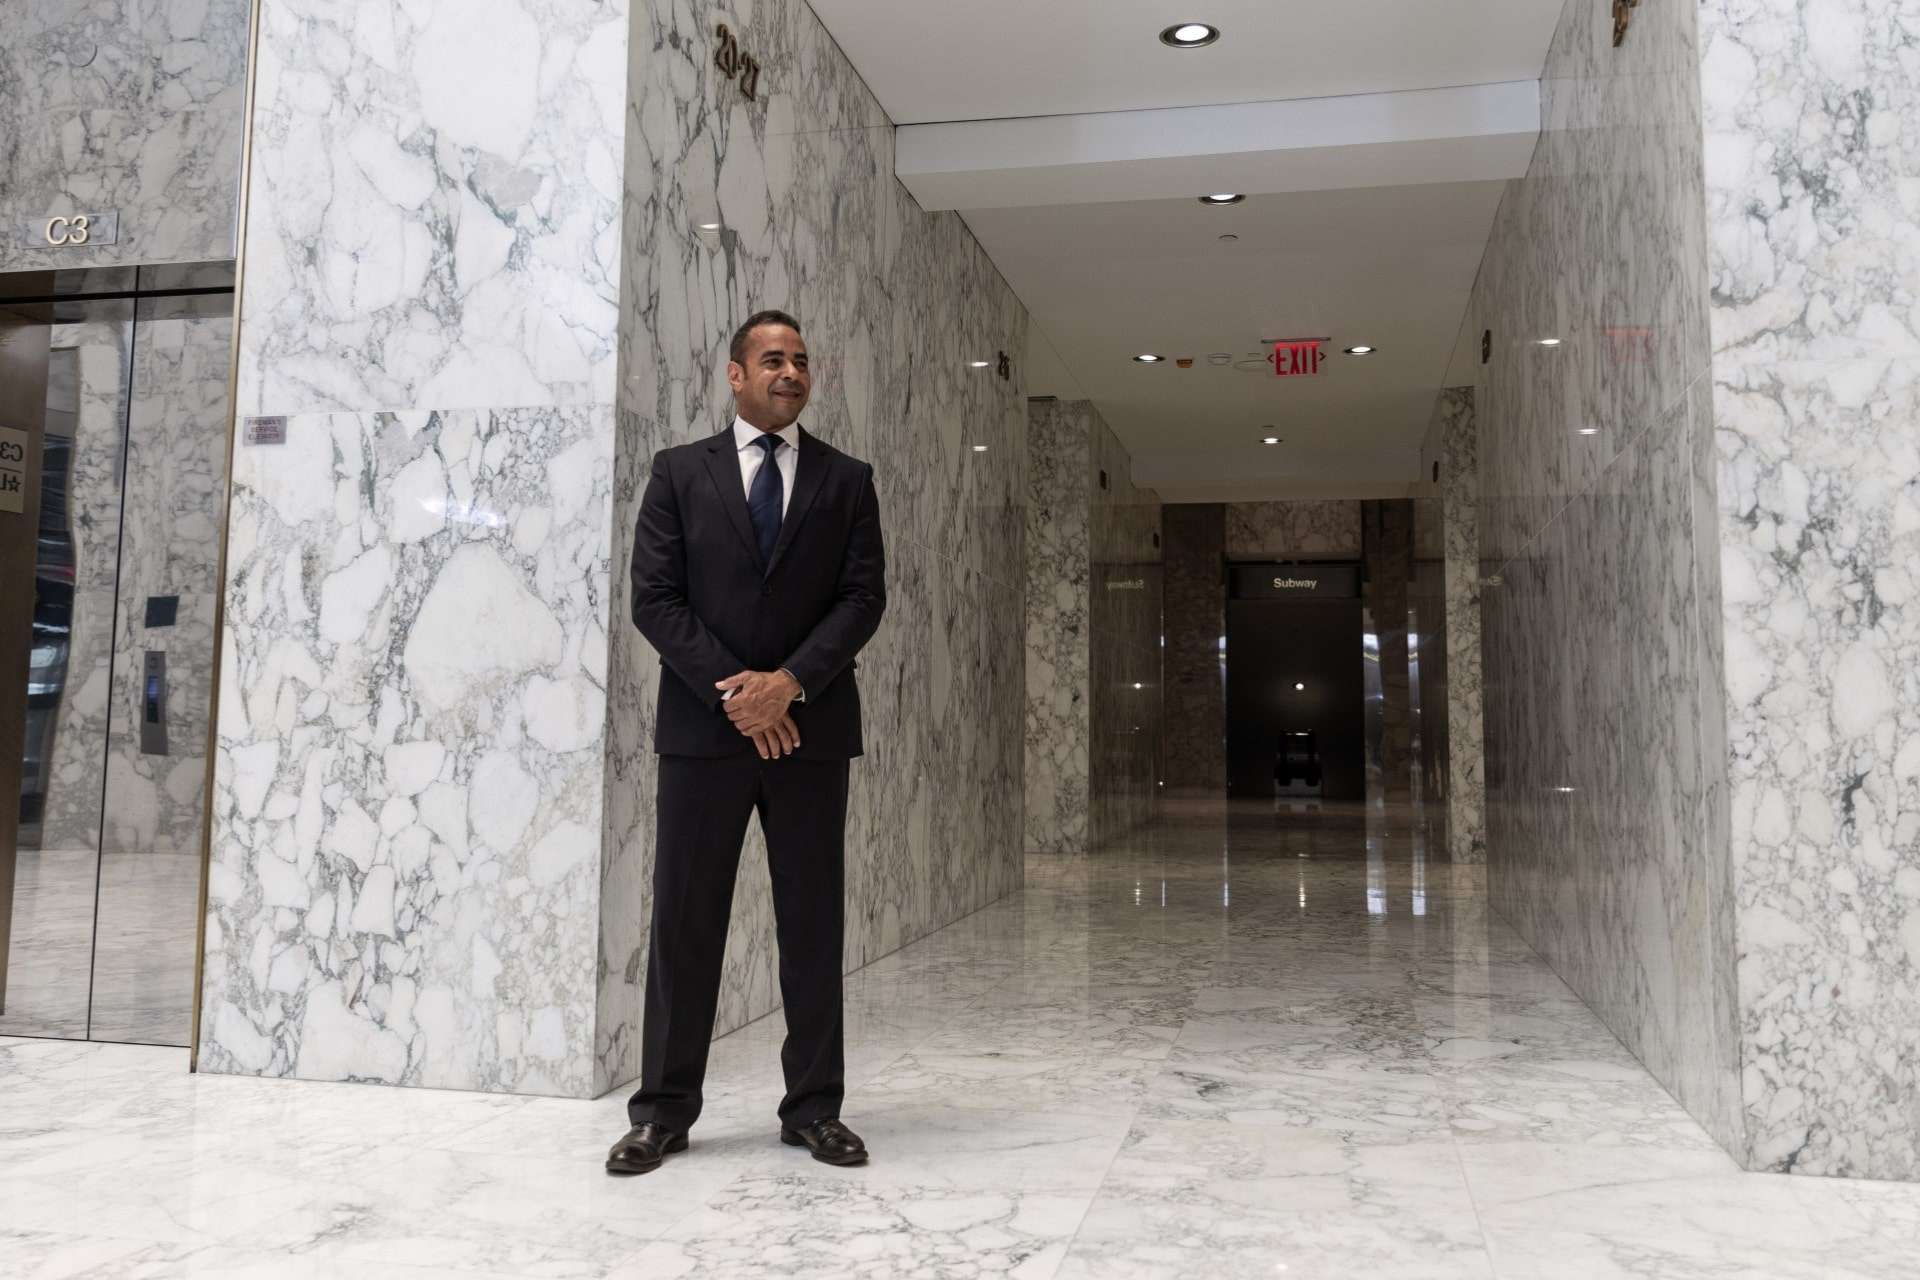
[189, 0, 266, 1074]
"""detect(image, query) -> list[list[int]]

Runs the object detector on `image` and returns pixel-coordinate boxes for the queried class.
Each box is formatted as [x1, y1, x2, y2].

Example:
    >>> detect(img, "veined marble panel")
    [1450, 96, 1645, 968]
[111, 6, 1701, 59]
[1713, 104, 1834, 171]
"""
[233, 0, 630, 417]
[1024, 401, 1092, 855]
[1088, 415, 1161, 850]
[200, 405, 613, 1096]
[1225, 501, 1361, 559]
[1435, 389, 1486, 863]
[598, 0, 1029, 1095]
[0, 0, 250, 272]
[1473, 0, 1741, 1157]
[1701, 0, 1920, 1180]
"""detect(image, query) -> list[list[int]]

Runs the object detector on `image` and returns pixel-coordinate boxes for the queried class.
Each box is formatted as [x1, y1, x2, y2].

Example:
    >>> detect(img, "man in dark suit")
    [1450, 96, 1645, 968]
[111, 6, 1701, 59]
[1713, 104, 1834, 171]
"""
[606, 310, 886, 1176]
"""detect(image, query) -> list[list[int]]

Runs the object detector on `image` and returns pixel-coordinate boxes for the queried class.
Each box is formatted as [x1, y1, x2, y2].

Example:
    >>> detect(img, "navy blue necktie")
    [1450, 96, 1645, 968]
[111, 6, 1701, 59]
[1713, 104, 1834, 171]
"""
[747, 433, 784, 565]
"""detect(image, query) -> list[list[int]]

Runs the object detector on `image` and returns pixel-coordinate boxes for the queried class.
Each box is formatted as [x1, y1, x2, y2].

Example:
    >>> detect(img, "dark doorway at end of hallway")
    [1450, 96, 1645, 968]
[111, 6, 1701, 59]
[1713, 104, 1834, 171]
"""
[1225, 565, 1366, 803]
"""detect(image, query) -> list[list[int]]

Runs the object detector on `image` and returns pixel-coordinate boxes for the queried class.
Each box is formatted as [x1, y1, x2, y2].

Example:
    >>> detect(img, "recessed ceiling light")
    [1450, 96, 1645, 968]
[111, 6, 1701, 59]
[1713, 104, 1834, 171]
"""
[1218, 233, 1239, 242]
[972, 444, 989, 452]
[968, 359, 991, 368]
[1294, 682, 1306, 691]
[1344, 345, 1376, 355]
[1261, 435, 1281, 445]
[1134, 353, 1164, 363]
[1577, 427, 1599, 435]
[1536, 337, 1563, 346]
[1160, 22, 1220, 48]
[1198, 193, 1244, 206]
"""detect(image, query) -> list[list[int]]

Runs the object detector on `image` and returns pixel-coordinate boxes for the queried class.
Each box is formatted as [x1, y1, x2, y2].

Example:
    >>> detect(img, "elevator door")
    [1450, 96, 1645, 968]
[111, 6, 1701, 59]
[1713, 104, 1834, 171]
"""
[0, 264, 233, 1046]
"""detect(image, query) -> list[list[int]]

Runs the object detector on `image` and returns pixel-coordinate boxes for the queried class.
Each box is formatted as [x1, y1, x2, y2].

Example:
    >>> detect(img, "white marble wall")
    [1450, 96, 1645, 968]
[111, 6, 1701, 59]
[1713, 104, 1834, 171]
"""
[1702, 0, 1920, 1179]
[199, 0, 630, 1096]
[1470, 0, 1745, 1155]
[595, 0, 1030, 1094]
[0, 0, 250, 271]
[1225, 501, 1361, 559]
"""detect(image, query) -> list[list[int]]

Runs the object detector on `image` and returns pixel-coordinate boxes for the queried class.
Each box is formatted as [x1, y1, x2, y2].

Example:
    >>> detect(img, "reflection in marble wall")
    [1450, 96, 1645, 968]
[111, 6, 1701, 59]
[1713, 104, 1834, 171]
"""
[1225, 501, 1361, 559]
[1702, 0, 1920, 1179]
[597, 0, 1030, 1094]
[1088, 412, 1161, 851]
[1364, 501, 1414, 801]
[102, 300, 232, 860]
[90, 299, 233, 1045]
[36, 317, 130, 853]
[1471, 0, 1743, 1155]
[1023, 401, 1091, 854]
[0, 0, 250, 272]
[1160, 505, 1225, 793]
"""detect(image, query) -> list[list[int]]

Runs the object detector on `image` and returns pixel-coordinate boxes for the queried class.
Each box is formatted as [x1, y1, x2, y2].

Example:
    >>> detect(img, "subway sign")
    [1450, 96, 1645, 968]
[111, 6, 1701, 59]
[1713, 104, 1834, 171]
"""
[1228, 563, 1359, 599]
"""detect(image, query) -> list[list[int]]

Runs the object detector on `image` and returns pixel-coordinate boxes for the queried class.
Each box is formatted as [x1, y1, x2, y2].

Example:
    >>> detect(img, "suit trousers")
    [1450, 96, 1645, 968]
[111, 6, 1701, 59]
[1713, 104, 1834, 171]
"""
[626, 752, 849, 1133]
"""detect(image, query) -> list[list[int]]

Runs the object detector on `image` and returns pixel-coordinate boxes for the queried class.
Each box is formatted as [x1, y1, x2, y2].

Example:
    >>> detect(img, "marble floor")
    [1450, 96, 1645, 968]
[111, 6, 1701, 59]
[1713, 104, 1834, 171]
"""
[5, 802, 1920, 1278]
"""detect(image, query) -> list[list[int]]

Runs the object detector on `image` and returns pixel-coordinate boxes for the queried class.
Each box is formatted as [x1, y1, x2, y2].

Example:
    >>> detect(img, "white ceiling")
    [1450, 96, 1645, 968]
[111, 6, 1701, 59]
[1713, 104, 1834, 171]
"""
[968, 182, 1509, 500]
[808, 0, 1561, 124]
[808, 0, 1562, 499]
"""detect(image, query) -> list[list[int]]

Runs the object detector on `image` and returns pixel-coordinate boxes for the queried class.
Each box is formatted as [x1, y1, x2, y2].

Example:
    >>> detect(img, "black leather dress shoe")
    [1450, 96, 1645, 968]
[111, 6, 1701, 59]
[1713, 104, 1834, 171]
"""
[780, 1118, 868, 1166]
[606, 1122, 688, 1175]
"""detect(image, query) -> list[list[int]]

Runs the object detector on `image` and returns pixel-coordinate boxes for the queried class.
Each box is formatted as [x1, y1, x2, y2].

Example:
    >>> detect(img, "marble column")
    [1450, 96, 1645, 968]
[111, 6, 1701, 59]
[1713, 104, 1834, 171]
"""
[1418, 389, 1487, 863]
[1088, 412, 1162, 850]
[1023, 399, 1161, 854]
[1160, 504, 1225, 794]
[1703, 0, 1920, 1179]
[1024, 401, 1093, 854]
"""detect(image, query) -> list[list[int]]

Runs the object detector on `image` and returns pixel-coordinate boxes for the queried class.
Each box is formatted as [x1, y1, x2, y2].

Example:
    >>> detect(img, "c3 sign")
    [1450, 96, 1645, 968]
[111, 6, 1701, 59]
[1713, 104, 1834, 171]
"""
[29, 211, 119, 248]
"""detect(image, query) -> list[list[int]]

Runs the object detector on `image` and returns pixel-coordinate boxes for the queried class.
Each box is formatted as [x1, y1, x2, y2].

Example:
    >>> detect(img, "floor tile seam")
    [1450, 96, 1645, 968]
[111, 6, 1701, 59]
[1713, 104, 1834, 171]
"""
[1448, 1131, 1506, 1279]
[1042, 1095, 1150, 1277]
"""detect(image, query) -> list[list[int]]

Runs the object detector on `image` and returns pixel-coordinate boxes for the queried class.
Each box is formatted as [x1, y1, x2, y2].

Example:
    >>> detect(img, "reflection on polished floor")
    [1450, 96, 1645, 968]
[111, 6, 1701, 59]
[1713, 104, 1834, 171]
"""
[4, 803, 1919, 1278]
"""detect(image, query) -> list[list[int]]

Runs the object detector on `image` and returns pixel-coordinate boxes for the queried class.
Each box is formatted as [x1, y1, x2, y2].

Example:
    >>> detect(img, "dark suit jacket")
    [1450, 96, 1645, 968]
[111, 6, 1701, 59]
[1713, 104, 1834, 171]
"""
[630, 426, 886, 758]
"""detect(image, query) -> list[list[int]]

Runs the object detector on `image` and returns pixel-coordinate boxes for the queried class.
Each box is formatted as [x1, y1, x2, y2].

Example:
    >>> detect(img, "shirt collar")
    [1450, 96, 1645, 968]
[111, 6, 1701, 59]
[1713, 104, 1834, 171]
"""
[733, 416, 800, 453]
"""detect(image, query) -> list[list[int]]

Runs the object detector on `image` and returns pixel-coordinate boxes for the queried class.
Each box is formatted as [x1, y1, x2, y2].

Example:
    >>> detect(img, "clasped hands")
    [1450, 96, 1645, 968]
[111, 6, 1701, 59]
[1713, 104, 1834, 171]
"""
[716, 669, 804, 759]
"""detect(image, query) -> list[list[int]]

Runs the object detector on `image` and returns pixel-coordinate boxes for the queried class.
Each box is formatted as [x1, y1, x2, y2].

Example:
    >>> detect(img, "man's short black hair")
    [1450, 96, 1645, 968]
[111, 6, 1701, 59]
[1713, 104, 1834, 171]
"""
[729, 309, 803, 366]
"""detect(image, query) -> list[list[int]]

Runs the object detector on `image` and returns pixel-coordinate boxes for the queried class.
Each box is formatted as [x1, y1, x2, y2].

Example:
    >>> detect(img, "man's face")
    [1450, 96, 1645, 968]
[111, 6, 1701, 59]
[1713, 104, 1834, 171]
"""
[728, 324, 812, 430]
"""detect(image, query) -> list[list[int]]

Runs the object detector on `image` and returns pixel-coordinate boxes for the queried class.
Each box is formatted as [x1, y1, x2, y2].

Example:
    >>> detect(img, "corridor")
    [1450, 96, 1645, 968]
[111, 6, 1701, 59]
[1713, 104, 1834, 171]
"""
[5, 806, 1917, 1278]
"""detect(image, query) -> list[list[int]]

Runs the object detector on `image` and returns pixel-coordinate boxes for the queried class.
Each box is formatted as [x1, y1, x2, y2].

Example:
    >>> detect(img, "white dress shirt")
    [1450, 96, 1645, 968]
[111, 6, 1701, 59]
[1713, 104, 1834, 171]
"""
[729, 416, 807, 702]
[733, 416, 798, 517]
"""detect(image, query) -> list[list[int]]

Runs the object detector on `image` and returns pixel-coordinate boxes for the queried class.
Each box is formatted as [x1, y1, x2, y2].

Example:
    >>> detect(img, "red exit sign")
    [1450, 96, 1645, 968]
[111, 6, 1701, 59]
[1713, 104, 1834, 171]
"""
[1268, 339, 1324, 377]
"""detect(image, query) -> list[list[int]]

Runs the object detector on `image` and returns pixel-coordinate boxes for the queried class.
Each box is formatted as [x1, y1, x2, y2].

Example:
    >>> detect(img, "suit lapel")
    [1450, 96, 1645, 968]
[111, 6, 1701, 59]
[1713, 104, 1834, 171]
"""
[702, 430, 764, 570]
[764, 427, 829, 578]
